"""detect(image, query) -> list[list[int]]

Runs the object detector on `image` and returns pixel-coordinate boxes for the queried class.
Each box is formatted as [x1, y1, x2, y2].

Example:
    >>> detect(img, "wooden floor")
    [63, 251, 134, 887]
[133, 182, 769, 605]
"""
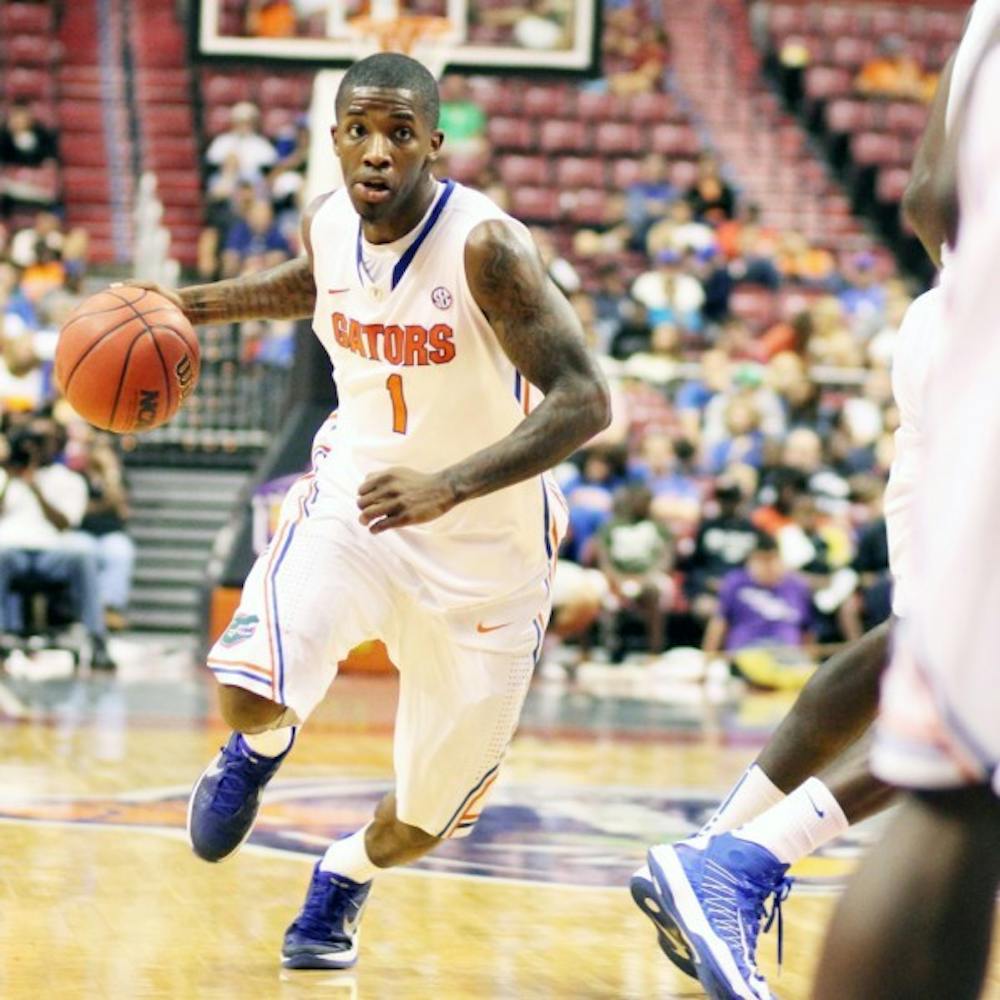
[1, 639, 999, 999]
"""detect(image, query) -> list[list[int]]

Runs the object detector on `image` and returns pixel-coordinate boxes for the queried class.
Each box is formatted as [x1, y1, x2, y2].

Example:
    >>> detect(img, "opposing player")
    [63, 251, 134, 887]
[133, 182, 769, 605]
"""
[138, 53, 609, 969]
[815, 22, 1000, 998]
[631, 3, 1000, 996]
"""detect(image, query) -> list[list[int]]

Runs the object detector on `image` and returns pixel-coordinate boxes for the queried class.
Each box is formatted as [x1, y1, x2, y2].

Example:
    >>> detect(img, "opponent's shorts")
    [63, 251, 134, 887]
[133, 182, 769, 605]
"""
[207, 465, 555, 838]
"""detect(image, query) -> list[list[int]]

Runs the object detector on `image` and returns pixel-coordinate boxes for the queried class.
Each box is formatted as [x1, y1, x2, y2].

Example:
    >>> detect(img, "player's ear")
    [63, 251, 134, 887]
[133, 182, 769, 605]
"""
[331, 124, 340, 153]
[427, 129, 444, 163]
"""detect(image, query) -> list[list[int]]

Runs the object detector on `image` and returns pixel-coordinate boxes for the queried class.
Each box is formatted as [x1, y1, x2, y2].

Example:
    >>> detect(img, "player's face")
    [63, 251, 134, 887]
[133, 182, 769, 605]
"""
[333, 87, 443, 224]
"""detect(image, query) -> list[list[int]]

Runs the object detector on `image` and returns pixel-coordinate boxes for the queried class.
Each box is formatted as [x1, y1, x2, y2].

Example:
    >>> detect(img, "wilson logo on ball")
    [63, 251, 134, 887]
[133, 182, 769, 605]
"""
[176, 354, 195, 400]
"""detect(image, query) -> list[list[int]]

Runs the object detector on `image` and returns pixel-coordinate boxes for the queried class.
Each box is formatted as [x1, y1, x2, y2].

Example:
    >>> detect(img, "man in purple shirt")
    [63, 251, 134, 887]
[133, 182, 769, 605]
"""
[704, 532, 813, 654]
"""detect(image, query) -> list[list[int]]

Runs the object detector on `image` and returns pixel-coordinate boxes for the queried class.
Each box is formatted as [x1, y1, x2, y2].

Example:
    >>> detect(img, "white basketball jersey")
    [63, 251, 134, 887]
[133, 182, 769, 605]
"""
[309, 180, 565, 610]
[947, 0, 1000, 130]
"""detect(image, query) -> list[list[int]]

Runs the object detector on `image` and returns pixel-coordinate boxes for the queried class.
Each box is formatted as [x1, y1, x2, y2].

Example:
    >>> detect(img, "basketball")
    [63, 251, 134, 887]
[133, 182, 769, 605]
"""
[55, 286, 200, 433]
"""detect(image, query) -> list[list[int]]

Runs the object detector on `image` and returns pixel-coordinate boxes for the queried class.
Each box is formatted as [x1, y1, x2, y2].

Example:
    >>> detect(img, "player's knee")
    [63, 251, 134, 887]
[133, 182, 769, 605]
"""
[217, 684, 287, 733]
[367, 794, 442, 867]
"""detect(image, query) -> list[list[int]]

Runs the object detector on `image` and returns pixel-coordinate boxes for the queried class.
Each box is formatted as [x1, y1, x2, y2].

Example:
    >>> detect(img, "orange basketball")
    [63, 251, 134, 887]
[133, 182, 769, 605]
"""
[55, 286, 200, 433]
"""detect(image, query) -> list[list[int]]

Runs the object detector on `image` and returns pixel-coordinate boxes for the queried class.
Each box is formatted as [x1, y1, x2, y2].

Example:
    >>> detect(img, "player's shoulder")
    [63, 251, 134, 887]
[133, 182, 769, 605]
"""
[447, 183, 532, 246]
[895, 286, 944, 350]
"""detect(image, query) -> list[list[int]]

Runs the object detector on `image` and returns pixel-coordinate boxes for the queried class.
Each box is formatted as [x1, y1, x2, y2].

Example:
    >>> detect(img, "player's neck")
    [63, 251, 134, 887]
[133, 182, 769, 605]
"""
[361, 174, 439, 246]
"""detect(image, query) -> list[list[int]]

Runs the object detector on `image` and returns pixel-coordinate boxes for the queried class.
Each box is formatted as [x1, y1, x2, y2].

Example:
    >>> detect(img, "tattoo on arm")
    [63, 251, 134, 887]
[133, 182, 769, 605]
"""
[444, 221, 610, 504]
[177, 190, 332, 325]
[180, 256, 317, 324]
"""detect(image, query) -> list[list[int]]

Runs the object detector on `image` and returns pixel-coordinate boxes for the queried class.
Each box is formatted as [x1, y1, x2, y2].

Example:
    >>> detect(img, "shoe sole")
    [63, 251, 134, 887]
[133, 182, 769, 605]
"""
[629, 872, 698, 979]
[281, 939, 359, 970]
[647, 846, 771, 1000]
[185, 755, 258, 863]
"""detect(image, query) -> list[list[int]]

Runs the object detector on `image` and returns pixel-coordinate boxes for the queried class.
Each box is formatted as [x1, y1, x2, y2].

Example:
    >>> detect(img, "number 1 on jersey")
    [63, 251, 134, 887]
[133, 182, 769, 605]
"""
[386, 373, 408, 434]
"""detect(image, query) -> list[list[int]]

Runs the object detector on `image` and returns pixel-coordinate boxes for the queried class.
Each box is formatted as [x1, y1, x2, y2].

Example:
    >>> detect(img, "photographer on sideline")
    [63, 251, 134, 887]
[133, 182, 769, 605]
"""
[0, 417, 114, 669]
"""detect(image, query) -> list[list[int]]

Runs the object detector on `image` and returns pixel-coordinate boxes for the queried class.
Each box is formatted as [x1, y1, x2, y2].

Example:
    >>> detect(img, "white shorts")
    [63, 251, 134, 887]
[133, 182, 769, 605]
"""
[208, 467, 555, 838]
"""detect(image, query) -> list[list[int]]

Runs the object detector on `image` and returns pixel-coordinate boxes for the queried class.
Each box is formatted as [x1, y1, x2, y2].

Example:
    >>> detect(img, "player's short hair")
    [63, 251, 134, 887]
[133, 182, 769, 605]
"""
[336, 52, 440, 129]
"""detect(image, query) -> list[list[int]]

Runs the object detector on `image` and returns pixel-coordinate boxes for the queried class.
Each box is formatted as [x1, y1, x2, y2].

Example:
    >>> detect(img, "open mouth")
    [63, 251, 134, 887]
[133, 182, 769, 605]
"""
[355, 179, 392, 205]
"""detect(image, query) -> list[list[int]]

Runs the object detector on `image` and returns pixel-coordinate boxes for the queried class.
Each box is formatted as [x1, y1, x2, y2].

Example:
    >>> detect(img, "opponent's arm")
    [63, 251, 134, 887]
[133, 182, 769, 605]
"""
[901, 53, 955, 268]
[128, 192, 331, 326]
[357, 220, 611, 533]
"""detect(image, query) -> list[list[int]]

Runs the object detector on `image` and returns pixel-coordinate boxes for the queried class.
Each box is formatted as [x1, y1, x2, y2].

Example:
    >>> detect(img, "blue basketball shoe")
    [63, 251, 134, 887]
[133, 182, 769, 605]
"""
[629, 863, 697, 979]
[282, 863, 373, 969]
[646, 833, 793, 1000]
[186, 731, 294, 862]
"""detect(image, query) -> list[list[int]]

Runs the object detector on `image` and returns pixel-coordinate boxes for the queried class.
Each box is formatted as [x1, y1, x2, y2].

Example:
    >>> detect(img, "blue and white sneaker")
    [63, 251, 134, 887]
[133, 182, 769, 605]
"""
[282, 863, 373, 969]
[186, 731, 294, 862]
[629, 863, 697, 979]
[646, 833, 792, 1000]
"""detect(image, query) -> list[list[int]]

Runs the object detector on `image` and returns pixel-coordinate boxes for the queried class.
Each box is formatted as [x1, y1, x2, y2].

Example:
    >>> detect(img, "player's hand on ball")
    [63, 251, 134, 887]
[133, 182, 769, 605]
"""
[357, 468, 457, 533]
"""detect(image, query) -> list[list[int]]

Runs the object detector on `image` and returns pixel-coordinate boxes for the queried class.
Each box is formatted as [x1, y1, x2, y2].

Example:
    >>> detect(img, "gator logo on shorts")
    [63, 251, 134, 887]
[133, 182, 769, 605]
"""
[220, 613, 260, 647]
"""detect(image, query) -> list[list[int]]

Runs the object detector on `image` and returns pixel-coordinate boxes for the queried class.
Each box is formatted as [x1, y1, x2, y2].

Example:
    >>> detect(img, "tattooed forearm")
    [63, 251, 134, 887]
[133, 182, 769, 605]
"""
[179, 256, 317, 325]
[443, 221, 610, 504]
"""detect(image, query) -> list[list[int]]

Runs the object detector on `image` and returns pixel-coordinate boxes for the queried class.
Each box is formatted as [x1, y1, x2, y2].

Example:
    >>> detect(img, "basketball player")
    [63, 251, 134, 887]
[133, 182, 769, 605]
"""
[631, 3, 1000, 996]
[135, 53, 610, 969]
[815, 21, 1000, 998]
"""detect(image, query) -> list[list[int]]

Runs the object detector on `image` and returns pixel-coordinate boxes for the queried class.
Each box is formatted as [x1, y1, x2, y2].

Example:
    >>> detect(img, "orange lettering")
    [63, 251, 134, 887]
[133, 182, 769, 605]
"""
[363, 324, 383, 361]
[428, 324, 455, 364]
[404, 325, 429, 366]
[384, 324, 404, 364]
[332, 312, 350, 348]
[348, 319, 366, 358]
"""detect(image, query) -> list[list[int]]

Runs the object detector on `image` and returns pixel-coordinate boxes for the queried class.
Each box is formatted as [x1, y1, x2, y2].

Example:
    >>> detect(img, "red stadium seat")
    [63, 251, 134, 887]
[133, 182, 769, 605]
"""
[1, 3, 53, 34]
[556, 158, 607, 189]
[259, 76, 313, 110]
[876, 167, 911, 204]
[816, 6, 859, 36]
[58, 102, 105, 133]
[3, 68, 55, 102]
[487, 117, 536, 152]
[826, 99, 874, 134]
[669, 158, 698, 188]
[144, 106, 194, 137]
[884, 101, 928, 136]
[262, 107, 294, 136]
[204, 105, 235, 136]
[539, 119, 589, 153]
[442, 150, 487, 185]
[60, 134, 109, 167]
[593, 122, 642, 155]
[870, 8, 908, 38]
[627, 92, 676, 124]
[510, 187, 563, 223]
[611, 158, 643, 190]
[467, 79, 520, 117]
[145, 140, 198, 171]
[767, 5, 809, 37]
[803, 66, 852, 102]
[650, 124, 700, 157]
[522, 85, 575, 119]
[830, 36, 875, 69]
[568, 189, 608, 226]
[498, 155, 549, 187]
[6, 35, 57, 67]
[576, 91, 627, 121]
[202, 73, 255, 106]
[850, 131, 904, 166]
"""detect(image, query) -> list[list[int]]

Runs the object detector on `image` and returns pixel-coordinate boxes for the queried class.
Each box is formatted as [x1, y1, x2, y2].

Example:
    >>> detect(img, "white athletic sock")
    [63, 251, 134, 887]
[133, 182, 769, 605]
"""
[320, 824, 379, 883]
[241, 726, 295, 758]
[698, 763, 785, 836]
[733, 777, 849, 865]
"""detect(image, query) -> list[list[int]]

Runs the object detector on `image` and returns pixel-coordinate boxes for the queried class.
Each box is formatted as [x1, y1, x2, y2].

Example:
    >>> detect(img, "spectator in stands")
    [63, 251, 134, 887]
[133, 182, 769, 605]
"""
[561, 446, 625, 563]
[595, 484, 673, 655]
[247, 0, 297, 37]
[838, 252, 887, 333]
[8, 210, 88, 290]
[621, 321, 682, 384]
[0, 331, 45, 413]
[686, 152, 736, 222]
[205, 102, 277, 186]
[221, 198, 292, 278]
[630, 429, 701, 532]
[647, 199, 716, 258]
[625, 153, 677, 249]
[75, 433, 135, 631]
[775, 231, 837, 287]
[752, 465, 808, 536]
[609, 22, 671, 96]
[684, 476, 759, 620]
[705, 396, 766, 475]
[532, 227, 581, 296]
[0, 101, 59, 213]
[268, 115, 310, 218]
[701, 361, 786, 446]
[631, 248, 706, 331]
[437, 77, 487, 155]
[0, 417, 113, 668]
[855, 35, 937, 103]
[703, 532, 813, 655]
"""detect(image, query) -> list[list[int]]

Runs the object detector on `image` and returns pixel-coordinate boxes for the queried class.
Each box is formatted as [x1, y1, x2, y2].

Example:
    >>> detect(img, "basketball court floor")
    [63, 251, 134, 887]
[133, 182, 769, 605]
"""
[2, 640, 999, 1000]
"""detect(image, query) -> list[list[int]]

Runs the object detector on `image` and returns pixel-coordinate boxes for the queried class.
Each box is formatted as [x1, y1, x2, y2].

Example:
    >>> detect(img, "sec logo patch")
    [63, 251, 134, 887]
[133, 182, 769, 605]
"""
[432, 286, 453, 309]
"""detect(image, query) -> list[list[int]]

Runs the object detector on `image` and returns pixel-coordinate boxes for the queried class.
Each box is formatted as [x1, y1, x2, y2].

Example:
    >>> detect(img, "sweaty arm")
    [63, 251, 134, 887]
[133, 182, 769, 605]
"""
[448, 220, 611, 502]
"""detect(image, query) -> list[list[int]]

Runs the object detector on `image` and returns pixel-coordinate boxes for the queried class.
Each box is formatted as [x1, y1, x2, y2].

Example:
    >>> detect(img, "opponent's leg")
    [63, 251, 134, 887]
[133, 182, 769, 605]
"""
[814, 785, 1000, 1000]
[187, 685, 298, 862]
[282, 791, 443, 970]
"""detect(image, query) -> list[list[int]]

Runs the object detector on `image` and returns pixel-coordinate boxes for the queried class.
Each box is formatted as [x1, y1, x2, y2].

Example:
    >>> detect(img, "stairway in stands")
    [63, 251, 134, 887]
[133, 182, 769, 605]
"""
[661, 0, 862, 251]
[127, 468, 249, 633]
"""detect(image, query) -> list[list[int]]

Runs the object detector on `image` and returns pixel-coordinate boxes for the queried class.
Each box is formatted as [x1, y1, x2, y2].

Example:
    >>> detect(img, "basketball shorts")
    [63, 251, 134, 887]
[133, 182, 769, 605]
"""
[207, 468, 553, 838]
